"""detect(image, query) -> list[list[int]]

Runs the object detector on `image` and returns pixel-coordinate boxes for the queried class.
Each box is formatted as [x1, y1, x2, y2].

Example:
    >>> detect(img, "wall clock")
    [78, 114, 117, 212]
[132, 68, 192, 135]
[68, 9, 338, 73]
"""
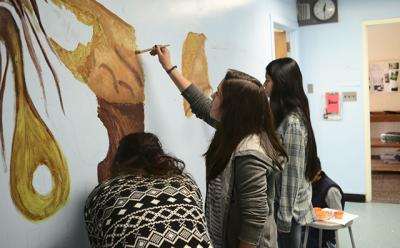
[297, 0, 338, 26]
[313, 0, 336, 21]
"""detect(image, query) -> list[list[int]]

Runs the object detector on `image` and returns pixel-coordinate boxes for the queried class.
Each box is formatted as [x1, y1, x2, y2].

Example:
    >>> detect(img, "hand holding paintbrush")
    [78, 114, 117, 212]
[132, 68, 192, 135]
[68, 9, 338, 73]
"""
[150, 44, 191, 92]
[135, 44, 170, 55]
[148, 45, 173, 71]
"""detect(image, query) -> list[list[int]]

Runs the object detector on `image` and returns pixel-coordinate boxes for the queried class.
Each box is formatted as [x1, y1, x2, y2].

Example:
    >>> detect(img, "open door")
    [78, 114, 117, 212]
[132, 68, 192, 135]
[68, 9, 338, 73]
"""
[363, 18, 400, 203]
[274, 29, 288, 59]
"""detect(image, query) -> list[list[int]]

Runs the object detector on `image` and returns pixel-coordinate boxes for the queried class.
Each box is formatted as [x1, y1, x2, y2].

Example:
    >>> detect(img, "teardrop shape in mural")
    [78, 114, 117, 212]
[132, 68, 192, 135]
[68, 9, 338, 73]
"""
[0, 7, 69, 221]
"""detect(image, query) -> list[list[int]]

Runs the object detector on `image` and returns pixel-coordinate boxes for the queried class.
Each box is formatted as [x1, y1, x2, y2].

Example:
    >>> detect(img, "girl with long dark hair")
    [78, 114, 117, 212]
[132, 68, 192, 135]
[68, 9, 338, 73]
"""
[152, 46, 287, 248]
[265, 57, 319, 248]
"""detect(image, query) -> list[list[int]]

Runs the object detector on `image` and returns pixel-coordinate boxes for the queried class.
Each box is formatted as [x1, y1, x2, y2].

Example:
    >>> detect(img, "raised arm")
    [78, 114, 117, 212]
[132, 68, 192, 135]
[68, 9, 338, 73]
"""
[151, 46, 217, 128]
[151, 45, 191, 92]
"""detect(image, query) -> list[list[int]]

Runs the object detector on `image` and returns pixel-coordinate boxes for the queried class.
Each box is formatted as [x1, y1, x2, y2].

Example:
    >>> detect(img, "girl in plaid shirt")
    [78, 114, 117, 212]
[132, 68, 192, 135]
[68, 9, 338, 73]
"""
[265, 58, 320, 248]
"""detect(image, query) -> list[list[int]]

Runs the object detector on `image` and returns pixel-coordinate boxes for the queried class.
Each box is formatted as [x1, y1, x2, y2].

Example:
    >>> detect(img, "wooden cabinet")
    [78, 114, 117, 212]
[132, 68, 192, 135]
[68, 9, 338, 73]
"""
[370, 112, 400, 172]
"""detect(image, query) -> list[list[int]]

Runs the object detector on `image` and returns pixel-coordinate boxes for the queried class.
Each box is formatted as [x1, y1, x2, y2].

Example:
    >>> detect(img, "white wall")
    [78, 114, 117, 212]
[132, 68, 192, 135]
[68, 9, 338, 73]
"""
[268, 0, 300, 60]
[368, 22, 400, 111]
[368, 22, 400, 61]
[0, 0, 297, 247]
[298, 0, 400, 195]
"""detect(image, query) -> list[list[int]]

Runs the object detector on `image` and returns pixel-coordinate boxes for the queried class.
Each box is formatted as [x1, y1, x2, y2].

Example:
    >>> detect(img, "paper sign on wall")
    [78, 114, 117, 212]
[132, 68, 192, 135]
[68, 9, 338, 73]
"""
[369, 61, 399, 92]
[323, 92, 341, 120]
[326, 93, 339, 113]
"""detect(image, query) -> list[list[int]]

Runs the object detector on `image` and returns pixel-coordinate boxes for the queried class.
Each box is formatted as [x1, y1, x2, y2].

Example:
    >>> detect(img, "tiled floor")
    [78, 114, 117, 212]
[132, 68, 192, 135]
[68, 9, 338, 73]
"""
[338, 202, 400, 248]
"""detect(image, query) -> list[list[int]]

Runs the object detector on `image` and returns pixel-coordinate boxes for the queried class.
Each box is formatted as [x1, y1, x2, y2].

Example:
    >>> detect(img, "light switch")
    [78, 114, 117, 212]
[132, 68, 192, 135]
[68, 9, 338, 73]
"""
[343, 92, 357, 102]
[307, 84, 314, 93]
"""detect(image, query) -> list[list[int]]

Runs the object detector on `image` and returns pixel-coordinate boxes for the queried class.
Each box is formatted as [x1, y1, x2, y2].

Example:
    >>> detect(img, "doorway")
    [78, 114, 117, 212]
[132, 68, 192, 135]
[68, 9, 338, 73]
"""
[272, 20, 296, 60]
[363, 18, 400, 203]
[274, 29, 288, 59]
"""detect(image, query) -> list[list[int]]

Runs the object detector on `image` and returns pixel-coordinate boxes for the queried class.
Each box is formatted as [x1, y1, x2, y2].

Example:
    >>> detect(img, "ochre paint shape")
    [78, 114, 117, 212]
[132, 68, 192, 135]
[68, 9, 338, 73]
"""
[182, 32, 212, 117]
[50, 0, 144, 105]
[48, 0, 145, 182]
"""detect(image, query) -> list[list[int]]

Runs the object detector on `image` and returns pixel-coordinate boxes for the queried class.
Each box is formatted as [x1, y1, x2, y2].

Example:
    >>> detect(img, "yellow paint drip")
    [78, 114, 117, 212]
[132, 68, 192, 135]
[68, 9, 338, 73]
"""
[0, 7, 69, 221]
[11, 93, 70, 221]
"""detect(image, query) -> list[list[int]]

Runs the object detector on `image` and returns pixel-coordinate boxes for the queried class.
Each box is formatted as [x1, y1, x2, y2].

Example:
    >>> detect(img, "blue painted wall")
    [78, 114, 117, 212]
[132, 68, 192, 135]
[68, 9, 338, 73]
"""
[298, 0, 400, 194]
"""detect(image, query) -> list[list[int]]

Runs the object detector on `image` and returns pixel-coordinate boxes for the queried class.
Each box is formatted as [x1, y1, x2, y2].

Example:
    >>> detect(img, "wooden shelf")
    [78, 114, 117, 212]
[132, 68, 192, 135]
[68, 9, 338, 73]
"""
[371, 138, 400, 148]
[370, 111, 400, 173]
[372, 159, 400, 173]
[370, 111, 400, 122]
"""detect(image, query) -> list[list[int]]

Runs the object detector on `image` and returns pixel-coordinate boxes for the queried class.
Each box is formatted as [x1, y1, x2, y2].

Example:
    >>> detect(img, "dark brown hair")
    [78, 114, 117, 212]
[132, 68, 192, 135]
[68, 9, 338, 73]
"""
[266, 57, 319, 181]
[111, 132, 185, 178]
[205, 69, 287, 181]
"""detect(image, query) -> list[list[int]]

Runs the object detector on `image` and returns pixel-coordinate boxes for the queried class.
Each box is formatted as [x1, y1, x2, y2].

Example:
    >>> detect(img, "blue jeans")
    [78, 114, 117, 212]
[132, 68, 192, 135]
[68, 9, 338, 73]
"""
[278, 220, 302, 248]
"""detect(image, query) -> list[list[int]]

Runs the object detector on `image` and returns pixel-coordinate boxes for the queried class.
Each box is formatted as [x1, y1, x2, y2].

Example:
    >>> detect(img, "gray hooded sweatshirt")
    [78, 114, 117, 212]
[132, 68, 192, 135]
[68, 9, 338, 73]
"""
[182, 84, 282, 248]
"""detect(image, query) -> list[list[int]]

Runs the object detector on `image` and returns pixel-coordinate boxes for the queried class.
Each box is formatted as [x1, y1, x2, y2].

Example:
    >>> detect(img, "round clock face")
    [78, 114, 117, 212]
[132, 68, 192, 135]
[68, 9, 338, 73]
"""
[313, 0, 336, 21]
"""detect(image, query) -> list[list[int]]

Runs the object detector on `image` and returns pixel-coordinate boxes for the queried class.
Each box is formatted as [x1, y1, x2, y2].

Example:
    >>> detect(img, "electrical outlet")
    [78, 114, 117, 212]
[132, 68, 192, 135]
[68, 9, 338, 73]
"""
[343, 92, 357, 102]
[307, 84, 314, 93]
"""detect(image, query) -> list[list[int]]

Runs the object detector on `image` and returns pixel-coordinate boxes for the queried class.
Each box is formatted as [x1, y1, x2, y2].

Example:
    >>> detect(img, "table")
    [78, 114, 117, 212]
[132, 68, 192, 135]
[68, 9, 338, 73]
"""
[302, 219, 356, 248]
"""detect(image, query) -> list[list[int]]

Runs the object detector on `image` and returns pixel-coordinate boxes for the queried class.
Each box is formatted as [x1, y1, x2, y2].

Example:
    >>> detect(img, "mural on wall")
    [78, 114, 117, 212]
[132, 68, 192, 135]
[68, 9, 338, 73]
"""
[48, 0, 145, 182]
[182, 32, 212, 117]
[0, 3, 69, 221]
[0, 0, 145, 220]
[0, 0, 212, 223]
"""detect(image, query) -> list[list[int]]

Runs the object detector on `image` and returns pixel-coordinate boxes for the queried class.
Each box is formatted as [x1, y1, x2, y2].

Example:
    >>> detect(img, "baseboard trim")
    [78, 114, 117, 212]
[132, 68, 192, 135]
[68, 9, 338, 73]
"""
[344, 193, 366, 202]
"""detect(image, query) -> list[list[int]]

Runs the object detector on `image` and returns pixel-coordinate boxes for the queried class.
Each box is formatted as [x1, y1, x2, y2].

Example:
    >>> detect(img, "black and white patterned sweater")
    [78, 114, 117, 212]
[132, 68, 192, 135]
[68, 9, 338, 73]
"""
[84, 174, 212, 248]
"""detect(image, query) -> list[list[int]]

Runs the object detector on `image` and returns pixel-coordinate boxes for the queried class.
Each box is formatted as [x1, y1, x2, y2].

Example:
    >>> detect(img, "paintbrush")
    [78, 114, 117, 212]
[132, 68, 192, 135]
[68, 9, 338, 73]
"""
[135, 44, 170, 54]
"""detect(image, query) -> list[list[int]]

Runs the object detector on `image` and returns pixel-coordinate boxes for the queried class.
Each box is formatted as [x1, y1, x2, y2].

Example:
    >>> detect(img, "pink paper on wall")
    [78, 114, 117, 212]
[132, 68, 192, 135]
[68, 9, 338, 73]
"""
[326, 93, 339, 113]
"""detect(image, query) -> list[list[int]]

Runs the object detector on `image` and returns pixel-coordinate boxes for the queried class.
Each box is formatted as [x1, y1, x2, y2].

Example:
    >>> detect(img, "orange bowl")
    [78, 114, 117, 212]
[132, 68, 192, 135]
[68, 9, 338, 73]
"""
[335, 210, 344, 219]
[314, 208, 334, 220]
[313, 207, 322, 213]
[316, 211, 328, 220]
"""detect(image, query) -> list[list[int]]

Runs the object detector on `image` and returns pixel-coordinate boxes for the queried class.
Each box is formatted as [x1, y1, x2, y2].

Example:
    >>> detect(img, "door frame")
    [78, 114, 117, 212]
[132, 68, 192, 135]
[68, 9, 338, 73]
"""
[269, 14, 299, 61]
[362, 17, 400, 202]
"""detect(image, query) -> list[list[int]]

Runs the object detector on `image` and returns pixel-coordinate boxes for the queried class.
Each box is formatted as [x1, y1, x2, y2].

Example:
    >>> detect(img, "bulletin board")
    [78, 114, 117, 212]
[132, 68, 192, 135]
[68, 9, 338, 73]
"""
[369, 60, 400, 92]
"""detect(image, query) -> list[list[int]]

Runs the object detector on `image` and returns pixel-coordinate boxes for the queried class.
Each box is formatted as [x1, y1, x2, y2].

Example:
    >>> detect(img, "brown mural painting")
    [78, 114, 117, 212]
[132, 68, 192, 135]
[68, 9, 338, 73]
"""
[48, 0, 145, 182]
[0, 3, 69, 221]
[0, 0, 144, 220]
[182, 32, 212, 117]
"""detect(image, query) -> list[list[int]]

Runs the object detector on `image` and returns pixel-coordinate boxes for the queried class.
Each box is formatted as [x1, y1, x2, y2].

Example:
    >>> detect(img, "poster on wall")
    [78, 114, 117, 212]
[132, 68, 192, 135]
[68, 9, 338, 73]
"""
[369, 60, 399, 92]
[323, 92, 341, 121]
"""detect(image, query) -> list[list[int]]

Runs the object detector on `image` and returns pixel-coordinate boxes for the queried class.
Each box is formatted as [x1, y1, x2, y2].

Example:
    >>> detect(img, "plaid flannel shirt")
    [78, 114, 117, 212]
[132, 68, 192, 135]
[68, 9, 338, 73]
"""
[275, 112, 316, 233]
